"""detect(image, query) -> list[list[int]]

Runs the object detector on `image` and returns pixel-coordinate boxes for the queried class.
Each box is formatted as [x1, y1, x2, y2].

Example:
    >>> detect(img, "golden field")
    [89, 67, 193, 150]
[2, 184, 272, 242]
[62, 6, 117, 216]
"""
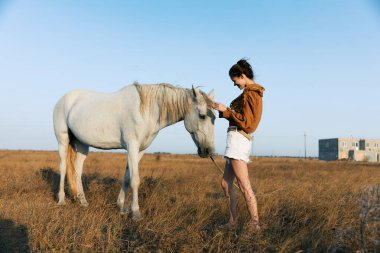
[0, 150, 379, 252]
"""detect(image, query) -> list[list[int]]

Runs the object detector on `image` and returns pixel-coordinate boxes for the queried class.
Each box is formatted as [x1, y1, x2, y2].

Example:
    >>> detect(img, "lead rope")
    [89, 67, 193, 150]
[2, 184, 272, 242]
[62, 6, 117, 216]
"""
[210, 156, 286, 198]
[209, 155, 240, 190]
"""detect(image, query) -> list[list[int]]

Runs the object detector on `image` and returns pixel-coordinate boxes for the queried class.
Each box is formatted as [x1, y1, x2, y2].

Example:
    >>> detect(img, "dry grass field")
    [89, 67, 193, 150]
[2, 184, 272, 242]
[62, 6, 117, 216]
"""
[0, 150, 379, 252]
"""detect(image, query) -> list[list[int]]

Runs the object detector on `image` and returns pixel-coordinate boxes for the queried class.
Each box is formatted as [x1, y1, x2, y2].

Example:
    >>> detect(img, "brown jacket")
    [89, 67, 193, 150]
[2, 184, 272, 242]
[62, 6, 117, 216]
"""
[219, 83, 265, 134]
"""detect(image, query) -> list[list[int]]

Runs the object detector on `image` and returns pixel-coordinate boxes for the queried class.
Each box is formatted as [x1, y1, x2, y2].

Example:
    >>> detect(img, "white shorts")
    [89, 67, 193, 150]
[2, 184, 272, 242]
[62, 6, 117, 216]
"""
[224, 131, 252, 163]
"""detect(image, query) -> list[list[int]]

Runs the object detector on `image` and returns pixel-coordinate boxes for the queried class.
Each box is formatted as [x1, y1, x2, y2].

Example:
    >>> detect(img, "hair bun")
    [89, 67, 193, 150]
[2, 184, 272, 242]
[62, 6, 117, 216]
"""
[229, 58, 254, 80]
[237, 59, 252, 70]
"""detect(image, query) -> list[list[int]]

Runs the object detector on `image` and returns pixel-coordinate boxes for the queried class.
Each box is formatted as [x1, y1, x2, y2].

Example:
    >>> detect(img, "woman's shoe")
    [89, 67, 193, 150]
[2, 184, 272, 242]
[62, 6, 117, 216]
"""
[218, 221, 237, 231]
[242, 220, 261, 235]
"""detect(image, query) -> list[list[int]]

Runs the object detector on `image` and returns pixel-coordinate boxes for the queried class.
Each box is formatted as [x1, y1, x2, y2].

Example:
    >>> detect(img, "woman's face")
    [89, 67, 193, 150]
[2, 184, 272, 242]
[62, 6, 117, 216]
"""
[231, 75, 246, 90]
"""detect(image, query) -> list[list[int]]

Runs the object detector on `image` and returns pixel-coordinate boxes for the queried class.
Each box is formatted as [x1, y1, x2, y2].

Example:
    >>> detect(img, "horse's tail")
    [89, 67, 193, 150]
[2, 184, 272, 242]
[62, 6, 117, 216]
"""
[66, 130, 77, 196]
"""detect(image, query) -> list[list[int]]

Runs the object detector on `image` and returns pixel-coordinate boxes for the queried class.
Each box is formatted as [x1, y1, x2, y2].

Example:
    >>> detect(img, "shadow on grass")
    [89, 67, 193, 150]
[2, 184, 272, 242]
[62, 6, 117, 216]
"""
[0, 217, 30, 253]
[38, 167, 118, 202]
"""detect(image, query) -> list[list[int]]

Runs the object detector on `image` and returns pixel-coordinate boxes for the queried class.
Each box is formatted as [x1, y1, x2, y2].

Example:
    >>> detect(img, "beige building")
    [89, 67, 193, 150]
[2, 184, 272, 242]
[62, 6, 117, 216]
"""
[319, 138, 380, 162]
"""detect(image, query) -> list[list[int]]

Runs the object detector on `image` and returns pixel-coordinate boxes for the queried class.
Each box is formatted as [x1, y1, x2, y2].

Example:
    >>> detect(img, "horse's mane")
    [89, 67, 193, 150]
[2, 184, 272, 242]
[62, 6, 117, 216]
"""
[133, 83, 194, 125]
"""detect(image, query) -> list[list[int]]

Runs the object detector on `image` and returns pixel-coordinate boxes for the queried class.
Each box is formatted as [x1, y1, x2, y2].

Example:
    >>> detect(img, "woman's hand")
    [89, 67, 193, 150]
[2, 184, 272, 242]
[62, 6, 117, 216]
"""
[213, 102, 227, 112]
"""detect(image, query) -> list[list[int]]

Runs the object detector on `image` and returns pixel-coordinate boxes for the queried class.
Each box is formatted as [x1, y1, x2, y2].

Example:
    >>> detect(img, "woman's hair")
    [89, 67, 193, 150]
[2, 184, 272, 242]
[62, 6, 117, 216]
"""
[229, 59, 254, 79]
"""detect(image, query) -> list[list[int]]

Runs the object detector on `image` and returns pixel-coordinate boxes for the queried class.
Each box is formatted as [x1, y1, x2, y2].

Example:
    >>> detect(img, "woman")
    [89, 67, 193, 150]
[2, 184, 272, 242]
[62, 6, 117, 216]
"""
[213, 59, 265, 233]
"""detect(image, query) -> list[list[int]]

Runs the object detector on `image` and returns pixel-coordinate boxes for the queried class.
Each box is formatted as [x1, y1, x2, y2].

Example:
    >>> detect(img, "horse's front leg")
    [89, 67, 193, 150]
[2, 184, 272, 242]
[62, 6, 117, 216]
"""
[129, 144, 142, 220]
[117, 164, 130, 214]
[118, 149, 144, 217]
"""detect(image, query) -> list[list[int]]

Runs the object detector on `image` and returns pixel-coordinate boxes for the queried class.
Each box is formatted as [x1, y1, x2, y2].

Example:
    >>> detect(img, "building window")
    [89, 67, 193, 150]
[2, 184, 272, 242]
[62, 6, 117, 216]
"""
[366, 143, 369, 147]
[352, 142, 355, 147]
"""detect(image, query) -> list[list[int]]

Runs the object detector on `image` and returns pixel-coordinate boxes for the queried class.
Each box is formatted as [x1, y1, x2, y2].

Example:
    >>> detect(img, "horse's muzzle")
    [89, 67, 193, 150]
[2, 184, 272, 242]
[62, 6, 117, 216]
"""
[198, 147, 214, 158]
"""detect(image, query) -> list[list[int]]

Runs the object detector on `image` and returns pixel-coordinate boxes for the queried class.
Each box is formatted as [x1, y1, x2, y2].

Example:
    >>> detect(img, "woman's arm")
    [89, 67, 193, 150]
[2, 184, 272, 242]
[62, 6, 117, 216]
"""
[217, 92, 257, 133]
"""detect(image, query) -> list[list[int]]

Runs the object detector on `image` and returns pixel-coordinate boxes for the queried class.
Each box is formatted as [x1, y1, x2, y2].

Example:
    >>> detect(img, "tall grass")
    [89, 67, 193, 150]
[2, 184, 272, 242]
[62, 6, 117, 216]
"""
[0, 150, 379, 252]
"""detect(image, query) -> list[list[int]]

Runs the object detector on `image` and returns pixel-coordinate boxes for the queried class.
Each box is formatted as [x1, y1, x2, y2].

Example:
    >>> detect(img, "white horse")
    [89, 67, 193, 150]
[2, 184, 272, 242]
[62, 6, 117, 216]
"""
[53, 83, 215, 219]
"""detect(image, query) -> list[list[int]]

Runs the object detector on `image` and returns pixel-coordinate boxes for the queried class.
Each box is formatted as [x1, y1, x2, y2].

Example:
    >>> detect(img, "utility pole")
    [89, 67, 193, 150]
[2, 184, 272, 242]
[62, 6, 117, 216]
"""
[304, 133, 307, 159]
[251, 139, 254, 157]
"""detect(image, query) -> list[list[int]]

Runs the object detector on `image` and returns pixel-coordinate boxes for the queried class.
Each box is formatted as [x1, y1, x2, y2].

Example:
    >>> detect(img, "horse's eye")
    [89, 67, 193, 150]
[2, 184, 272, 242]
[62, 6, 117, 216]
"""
[199, 114, 206, 120]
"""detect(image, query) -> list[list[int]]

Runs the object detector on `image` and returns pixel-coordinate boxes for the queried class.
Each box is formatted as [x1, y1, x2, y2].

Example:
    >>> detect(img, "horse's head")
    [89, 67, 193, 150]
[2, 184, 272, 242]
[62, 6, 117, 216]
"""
[184, 85, 215, 158]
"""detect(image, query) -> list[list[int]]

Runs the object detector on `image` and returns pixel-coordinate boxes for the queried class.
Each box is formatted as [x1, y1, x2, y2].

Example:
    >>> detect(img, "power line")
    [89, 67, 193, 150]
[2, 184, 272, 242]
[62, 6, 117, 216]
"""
[304, 133, 307, 159]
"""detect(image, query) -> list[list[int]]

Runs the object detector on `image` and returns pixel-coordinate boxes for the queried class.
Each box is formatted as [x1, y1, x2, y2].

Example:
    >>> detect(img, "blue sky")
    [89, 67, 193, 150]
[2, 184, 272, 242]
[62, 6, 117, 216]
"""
[0, 0, 379, 156]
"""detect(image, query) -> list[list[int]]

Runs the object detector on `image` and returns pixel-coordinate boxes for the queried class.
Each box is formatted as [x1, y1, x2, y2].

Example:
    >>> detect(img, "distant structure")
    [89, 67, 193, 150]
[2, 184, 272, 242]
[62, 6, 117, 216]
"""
[319, 138, 380, 162]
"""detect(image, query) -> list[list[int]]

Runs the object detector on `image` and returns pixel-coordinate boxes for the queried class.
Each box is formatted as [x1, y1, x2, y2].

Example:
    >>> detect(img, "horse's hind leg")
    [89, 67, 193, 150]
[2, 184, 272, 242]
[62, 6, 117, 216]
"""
[57, 135, 69, 205]
[73, 140, 90, 207]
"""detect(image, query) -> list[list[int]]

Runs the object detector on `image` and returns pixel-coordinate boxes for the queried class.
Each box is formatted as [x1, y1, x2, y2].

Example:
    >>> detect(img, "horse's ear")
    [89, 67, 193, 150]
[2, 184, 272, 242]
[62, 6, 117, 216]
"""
[208, 89, 215, 100]
[192, 85, 199, 98]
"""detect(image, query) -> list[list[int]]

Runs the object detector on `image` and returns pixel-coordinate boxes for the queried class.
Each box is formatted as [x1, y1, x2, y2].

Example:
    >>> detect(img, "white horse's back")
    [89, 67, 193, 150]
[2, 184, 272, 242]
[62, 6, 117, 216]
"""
[54, 85, 141, 149]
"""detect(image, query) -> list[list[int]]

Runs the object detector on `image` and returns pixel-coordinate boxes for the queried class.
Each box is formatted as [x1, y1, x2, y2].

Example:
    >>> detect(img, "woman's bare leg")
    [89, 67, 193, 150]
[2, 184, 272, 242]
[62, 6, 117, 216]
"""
[230, 159, 259, 224]
[221, 159, 238, 225]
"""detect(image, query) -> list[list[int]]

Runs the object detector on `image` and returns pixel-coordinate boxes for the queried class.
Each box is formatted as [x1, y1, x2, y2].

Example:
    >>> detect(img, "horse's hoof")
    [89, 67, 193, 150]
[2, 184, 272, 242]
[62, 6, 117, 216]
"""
[57, 200, 66, 205]
[80, 202, 89, 207]
[120, 208, 129, 215]
[132, 212, 142, 221]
